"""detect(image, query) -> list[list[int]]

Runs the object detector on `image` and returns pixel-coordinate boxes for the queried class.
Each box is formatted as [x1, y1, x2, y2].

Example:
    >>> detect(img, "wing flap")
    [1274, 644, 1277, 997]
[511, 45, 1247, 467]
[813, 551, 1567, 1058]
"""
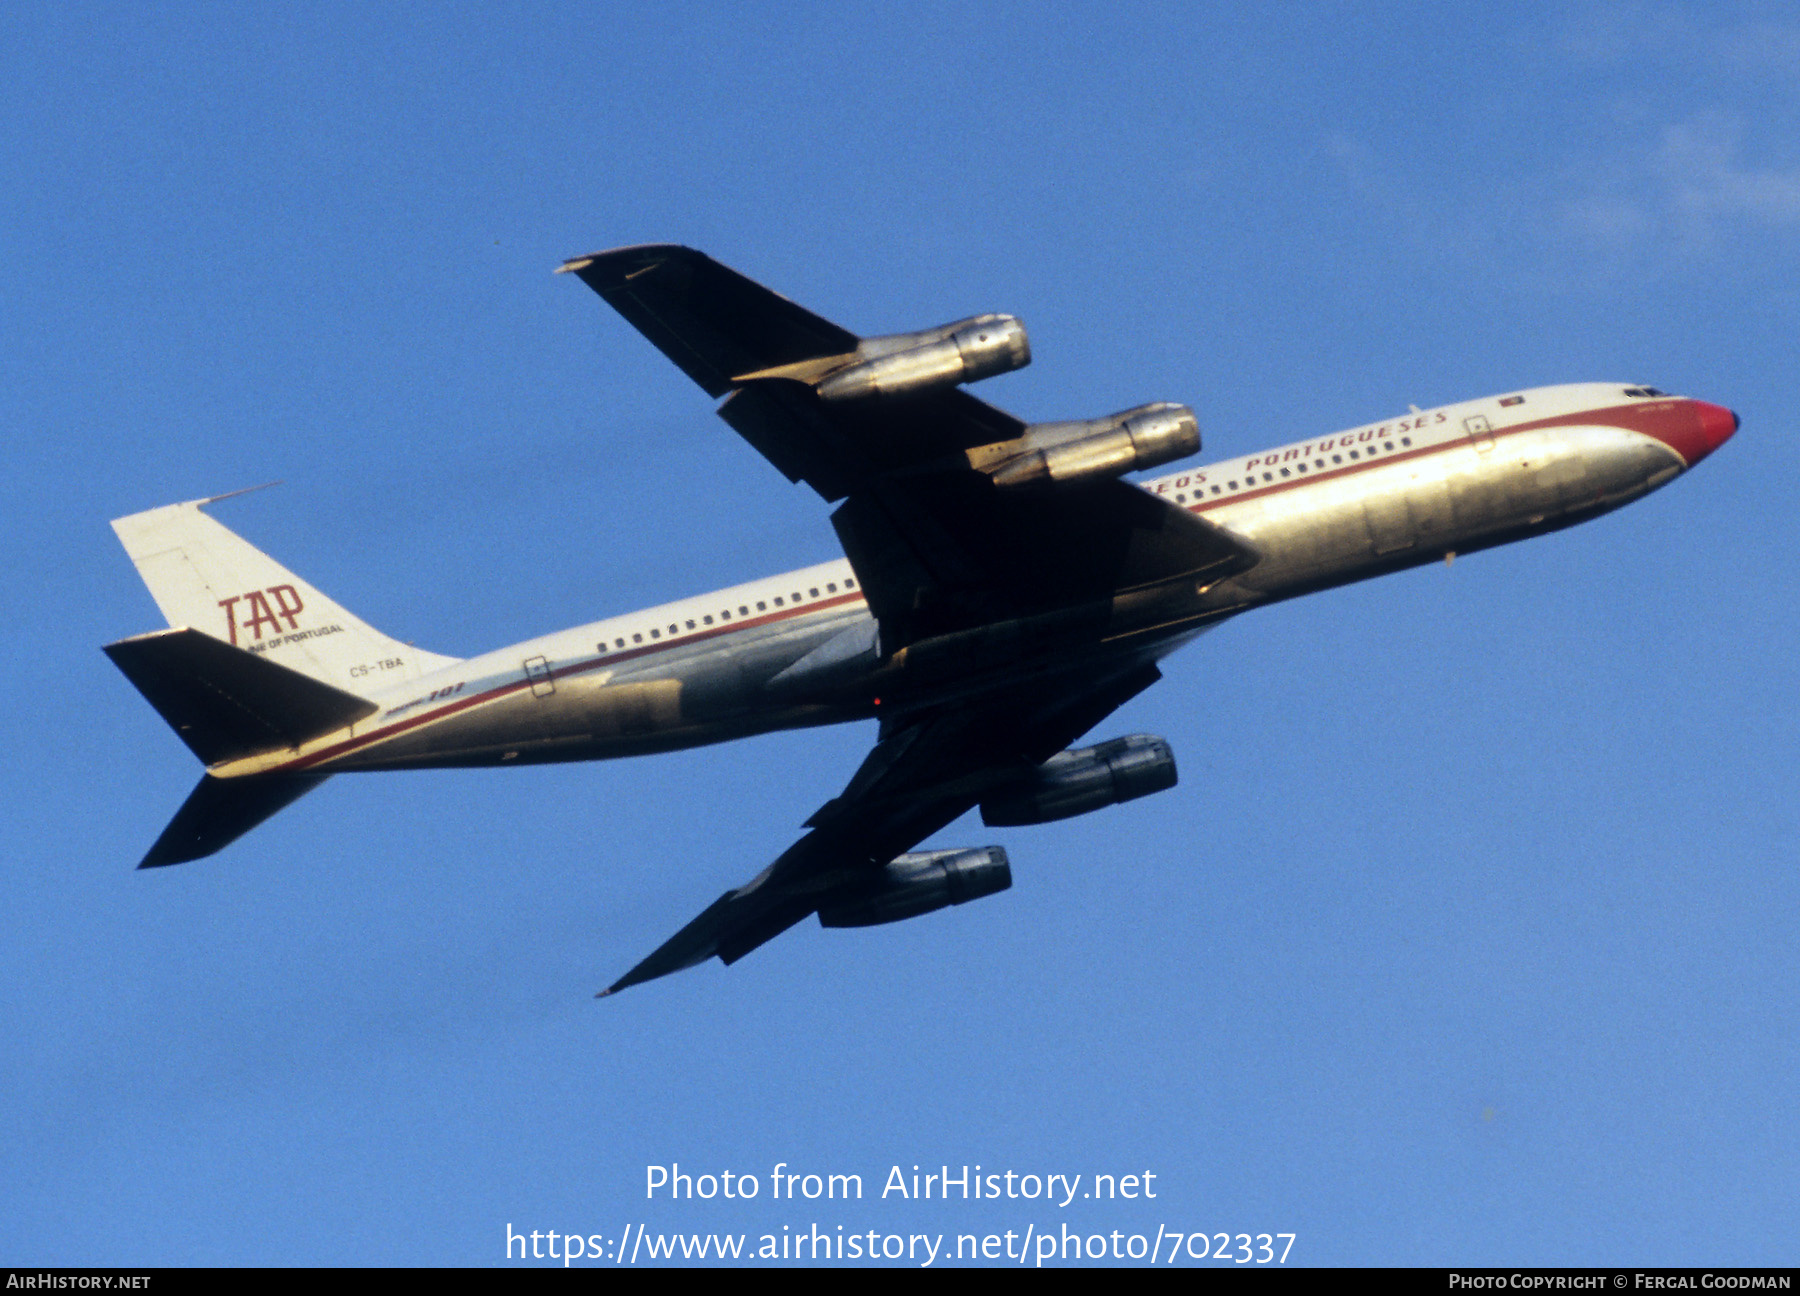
[715, 381, 855, 497]
[833, 477, 1261, 644]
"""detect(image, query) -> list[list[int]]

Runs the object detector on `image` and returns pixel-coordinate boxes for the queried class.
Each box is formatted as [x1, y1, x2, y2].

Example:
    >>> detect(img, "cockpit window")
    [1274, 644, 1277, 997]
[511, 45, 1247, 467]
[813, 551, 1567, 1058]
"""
[1623, 387, 1667, 398]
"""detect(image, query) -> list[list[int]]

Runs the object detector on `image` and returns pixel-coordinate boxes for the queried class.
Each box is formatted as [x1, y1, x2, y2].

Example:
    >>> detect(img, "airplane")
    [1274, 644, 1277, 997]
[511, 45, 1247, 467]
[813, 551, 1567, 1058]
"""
[103, 244, 1739, 996]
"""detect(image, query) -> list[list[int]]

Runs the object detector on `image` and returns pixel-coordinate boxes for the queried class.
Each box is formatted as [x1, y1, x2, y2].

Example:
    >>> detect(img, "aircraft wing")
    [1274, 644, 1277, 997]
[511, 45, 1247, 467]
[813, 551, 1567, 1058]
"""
[566, 245, 1260, 994]
[561, 245, 1260, 648]
[559, 244, 1024, 502]
[599, 659, 1163, 996]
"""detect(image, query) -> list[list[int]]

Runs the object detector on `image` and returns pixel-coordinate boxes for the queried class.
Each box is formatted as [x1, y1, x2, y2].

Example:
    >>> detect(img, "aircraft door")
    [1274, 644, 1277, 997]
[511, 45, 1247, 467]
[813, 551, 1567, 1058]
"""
[524, 655, 555, 698]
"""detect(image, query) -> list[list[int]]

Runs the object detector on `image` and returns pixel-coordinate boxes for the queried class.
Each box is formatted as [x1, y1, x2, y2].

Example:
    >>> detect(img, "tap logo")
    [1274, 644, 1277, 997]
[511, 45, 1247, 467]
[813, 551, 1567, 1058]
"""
[219, 585, 305, 646]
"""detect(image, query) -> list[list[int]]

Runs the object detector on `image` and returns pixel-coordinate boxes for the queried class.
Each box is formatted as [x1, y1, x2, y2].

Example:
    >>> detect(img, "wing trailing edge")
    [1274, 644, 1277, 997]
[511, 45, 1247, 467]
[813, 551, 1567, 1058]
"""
[558, 244, 858, 398]
[597, 663, 1166, 996]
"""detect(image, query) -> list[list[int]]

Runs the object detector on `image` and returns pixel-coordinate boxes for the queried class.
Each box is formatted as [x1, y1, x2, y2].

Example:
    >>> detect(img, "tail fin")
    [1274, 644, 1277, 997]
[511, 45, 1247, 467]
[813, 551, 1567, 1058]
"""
[111, 491, 459, 690]
[138, 773, 328, 868]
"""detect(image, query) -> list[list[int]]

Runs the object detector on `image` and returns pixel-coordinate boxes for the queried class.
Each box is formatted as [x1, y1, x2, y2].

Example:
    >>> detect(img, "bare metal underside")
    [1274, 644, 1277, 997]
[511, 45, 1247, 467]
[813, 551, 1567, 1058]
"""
[105, 246, 1737, 995]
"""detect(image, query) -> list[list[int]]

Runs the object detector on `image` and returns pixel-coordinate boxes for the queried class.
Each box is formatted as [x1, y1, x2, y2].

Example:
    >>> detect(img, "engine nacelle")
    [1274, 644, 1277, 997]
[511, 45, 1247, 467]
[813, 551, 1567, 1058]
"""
[817, 846, 1011, 928]
[986, 403, 1200, 491]
[980, 734, 1177, 827]
[817, 315, 1030, 402]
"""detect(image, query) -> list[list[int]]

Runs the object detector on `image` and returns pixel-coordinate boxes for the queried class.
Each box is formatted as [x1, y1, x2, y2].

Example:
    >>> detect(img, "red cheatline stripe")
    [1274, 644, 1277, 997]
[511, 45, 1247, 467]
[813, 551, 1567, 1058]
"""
[1180, 401, 1685, 514]
[1184, 434, 1446, 513]
[565, 588, 865, 672]
[267, 402, 1685, 773]
[269, 589, 868, 773]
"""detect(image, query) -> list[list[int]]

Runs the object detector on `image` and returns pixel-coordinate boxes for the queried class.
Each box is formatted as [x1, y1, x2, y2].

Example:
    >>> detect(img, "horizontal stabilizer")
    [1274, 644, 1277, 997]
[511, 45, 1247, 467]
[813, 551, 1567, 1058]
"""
[105, 627, 377, 766]
[139, 773, 328, 868]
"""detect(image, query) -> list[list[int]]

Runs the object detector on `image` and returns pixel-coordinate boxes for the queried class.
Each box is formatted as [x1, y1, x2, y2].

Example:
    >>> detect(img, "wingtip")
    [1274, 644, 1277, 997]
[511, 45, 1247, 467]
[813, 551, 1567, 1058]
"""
[555, 244, 696, 282]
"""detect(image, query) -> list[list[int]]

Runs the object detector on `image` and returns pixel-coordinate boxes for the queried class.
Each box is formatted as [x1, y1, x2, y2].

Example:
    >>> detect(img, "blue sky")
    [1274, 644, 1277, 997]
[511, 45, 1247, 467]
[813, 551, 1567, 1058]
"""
[3, 1, 1796, 1267]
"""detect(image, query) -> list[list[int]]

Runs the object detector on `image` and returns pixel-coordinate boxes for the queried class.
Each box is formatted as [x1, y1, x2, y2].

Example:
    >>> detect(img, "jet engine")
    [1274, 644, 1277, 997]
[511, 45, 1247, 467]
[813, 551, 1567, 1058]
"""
[817, 846, 1011, 928]
[984, 403, 1201, 491]
[979, 734, 1177, 827]
[816, 315, 1030, 402]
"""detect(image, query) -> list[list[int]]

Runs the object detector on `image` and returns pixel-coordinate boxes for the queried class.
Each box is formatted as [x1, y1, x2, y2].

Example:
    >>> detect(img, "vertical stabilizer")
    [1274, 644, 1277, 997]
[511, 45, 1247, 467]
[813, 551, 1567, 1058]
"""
[111, 493, 460, 690]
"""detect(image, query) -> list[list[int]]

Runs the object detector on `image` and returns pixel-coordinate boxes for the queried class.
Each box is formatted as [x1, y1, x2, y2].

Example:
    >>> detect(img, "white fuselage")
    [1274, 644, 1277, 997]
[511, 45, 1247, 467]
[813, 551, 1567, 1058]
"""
[211, 383, 1722, 781]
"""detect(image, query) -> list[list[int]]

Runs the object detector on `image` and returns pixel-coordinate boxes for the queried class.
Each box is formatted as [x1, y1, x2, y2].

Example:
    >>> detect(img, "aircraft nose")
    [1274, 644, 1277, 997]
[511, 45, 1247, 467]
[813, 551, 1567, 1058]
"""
[1692, 401, 1739, 462]
[1650, 399, 1739, 467]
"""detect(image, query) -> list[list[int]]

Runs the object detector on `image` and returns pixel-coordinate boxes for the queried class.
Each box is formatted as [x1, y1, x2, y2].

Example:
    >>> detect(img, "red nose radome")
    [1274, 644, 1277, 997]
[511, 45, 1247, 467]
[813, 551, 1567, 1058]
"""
[1656, 400, 1739, 467]
[1694, 401, 1740, 461]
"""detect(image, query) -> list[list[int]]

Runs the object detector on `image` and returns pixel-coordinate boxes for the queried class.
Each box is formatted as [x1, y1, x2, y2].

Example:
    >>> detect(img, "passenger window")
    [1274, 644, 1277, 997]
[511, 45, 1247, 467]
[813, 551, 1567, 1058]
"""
[1384, 441, 1394, 450]
[632, 633, 642, 644]
[845, 578, 856, 589]
[615, 637, 625, 648]
[807, 589, 818, 598]
[827, 583, 837, 593]
[703, 615, 713, 625]
[1228, 480, 1238, 489]
[757, 601, 767, 611]
[1279, 467, 1290, 477]
[686, 620, 696, 630]
[650, 628, 660, 639]
[739, 606, 749, 616]
[1401, 437, 1412, 447]
[1348, 450, 1359, 459]
[773, 597, 783, 607]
